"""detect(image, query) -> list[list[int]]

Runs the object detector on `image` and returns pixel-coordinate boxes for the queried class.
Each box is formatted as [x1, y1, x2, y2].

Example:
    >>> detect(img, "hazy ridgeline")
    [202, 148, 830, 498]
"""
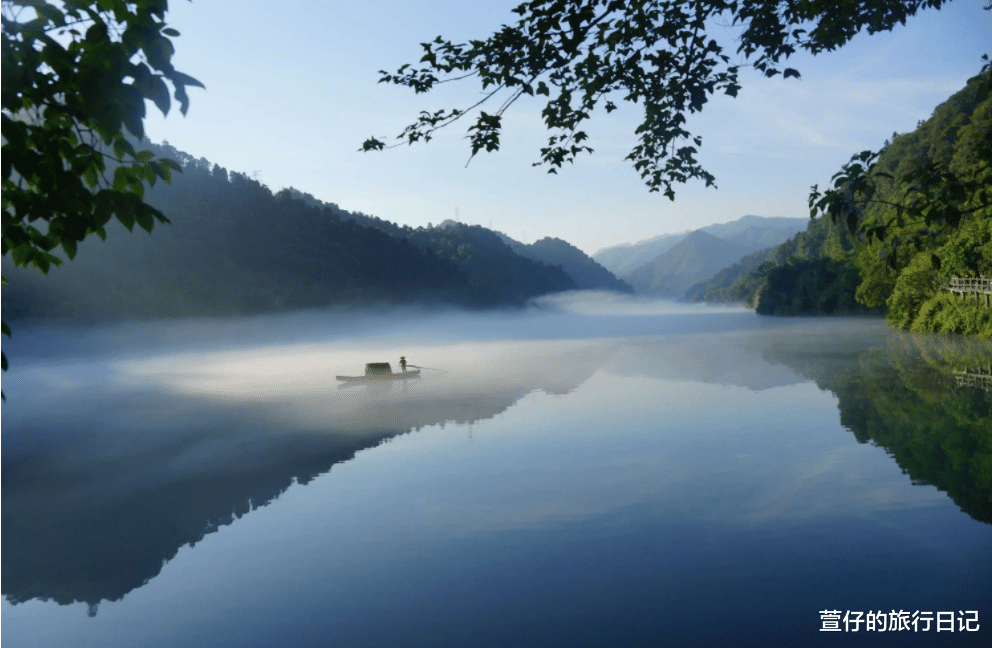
[1, 141, 636, 327]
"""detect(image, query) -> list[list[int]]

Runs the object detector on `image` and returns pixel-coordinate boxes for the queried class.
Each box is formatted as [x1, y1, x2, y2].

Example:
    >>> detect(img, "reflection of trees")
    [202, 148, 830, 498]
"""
[953, 365, 992, 393]
[2, 422, 396, 611]
[2, 351, 602, 611]
[766, 331, 992, 525]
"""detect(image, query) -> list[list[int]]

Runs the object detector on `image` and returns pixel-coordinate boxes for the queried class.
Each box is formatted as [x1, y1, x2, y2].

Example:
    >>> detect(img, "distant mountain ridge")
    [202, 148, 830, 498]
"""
[593, 215, 807, 279]
[626, 230, 754, 297]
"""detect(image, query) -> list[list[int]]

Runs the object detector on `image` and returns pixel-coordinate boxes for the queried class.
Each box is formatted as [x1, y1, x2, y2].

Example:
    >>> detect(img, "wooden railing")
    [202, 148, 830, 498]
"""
[946, 276, 992, 307]
[947, 276, 992, 295]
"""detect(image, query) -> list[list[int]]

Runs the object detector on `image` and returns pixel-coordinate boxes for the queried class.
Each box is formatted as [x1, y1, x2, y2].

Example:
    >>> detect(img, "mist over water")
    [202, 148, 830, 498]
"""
[3, 293, 990, 647]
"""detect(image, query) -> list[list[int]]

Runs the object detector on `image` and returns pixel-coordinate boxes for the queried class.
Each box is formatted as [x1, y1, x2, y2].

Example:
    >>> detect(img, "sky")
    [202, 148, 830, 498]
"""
[143, 0, 992, 255]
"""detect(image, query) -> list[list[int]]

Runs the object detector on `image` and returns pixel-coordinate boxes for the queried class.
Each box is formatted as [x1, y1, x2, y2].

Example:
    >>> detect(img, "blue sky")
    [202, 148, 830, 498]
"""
[144, 1, 992, 255]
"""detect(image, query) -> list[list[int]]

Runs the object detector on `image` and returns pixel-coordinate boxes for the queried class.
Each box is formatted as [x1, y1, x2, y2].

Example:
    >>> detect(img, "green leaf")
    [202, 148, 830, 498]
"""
[113, 167, 129, 192]
[34, 2, 66, 24]
[135, 209, 154, 232]
[143, 74, 172, 116]
[361, 138, 386, 152]
[116, 207, 135, 230]
[62, 237, 77, 260]
[83, 165, 99, 188]
[11, 244, 32, 266]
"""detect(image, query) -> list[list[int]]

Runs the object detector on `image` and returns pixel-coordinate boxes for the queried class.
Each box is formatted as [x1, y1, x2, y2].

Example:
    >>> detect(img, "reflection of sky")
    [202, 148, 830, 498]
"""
[396, 374, 950, 533]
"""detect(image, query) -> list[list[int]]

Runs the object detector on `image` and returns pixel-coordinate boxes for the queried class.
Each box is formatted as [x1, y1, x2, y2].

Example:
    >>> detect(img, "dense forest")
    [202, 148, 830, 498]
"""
[2, 141, 631, 324]
[691, 70, 992, 336]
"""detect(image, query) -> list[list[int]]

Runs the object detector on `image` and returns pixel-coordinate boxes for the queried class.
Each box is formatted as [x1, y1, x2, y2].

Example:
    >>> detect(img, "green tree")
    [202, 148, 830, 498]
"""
[2, 0, 202, 379]
[364, 0, 948, 199]
[809, 58, 991, 253]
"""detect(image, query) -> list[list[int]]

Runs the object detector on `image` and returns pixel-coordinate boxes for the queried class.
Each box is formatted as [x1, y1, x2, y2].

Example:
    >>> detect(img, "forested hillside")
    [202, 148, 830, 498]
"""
[2, 142, 579, 324]
[688, 216, 875, 315]
[692, 70, 991, 336]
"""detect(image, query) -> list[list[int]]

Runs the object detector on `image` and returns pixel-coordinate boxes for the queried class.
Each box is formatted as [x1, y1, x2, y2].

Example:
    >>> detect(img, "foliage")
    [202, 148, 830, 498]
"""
[847, 66, 992, 334]
[810, 59, 991, 260]
[2, 0, 202, 269]
[364, 0, 946, 198]
[2, 0, 203, 379]
[910, 291, 992, 337]
[754, 256, 864, 315]
[699, 68, 991, 334]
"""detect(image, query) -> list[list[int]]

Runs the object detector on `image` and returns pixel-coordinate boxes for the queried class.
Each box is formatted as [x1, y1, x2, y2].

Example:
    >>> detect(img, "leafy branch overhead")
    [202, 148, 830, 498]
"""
[2, 0, 204, 274]
[2, 0, 202, 392]
[363, 0, 946, 199]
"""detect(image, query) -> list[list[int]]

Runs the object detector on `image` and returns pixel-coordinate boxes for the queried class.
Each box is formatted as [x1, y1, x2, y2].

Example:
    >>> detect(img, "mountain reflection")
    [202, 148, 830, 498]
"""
[602, 322, 991, 525]
[1, 339, 609, 611]
[761, 328, 992, 525]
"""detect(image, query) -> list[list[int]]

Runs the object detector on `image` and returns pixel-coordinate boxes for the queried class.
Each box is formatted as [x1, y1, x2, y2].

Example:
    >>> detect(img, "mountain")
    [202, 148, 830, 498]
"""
[405, 222, 576, 305]
[489, 231, 632, 293]
[592, 215, 806, 278]
[688, 215, 879, 315]
[625, 230, 753, 298]
[524, 237, 633, 292]
[699, 215, 808, 244]
[684, 246, 780, 304]
[2, 142, 576, 324]
[592, 231, 688, 278]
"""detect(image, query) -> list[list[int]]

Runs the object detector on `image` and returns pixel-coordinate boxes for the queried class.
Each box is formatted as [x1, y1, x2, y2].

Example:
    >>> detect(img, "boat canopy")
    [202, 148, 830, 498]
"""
[365, 363, 393, 375]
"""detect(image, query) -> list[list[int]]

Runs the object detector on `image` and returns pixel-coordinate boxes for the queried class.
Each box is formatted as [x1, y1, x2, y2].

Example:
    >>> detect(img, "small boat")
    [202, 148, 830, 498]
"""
[336, 362, 421, 382]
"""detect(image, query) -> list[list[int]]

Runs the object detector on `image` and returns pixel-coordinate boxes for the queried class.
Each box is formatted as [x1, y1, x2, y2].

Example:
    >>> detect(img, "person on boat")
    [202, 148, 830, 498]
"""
[400, 356, 407, 372]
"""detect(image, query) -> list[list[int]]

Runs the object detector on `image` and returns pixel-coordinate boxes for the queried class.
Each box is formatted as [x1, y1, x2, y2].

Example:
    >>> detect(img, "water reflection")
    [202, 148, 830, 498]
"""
[953, 365, 992, 394]
[1, 338, 610, 610]
[760, 329, 992, 524]
[2, 310, 990, 623]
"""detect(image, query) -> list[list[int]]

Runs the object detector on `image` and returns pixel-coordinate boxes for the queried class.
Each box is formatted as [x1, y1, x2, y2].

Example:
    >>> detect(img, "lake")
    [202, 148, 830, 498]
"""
[2, 294, 990, 647]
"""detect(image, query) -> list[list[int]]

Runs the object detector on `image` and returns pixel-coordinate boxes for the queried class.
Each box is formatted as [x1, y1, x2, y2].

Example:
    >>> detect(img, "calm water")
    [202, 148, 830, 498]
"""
[3, 296, 990, 647]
